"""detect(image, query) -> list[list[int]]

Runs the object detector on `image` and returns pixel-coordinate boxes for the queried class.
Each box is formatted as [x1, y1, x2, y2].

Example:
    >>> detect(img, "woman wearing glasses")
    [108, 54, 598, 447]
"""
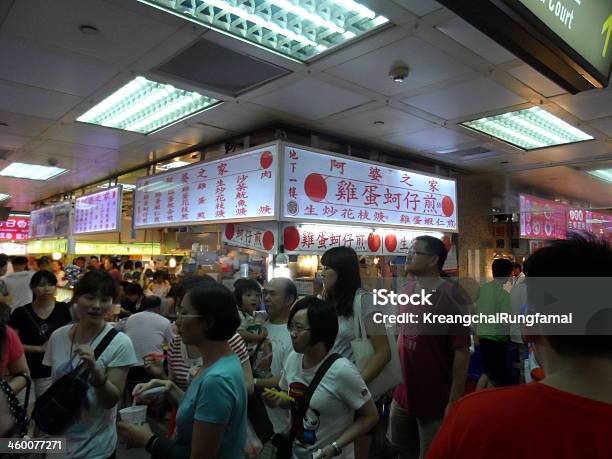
[320, 247, 391, 458]
[265, 296, 378, 458]
[118, 284, 247, 459]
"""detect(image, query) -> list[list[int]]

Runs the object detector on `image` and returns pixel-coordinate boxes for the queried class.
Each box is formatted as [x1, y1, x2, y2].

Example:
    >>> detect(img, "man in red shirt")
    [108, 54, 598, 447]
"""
[427, 233, 612, 459]
[388, 236, 471, 459]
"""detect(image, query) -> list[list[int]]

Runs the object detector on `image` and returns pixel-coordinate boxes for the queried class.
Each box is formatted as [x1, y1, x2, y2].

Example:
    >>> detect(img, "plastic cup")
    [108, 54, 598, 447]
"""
[119, 405, 147, 425]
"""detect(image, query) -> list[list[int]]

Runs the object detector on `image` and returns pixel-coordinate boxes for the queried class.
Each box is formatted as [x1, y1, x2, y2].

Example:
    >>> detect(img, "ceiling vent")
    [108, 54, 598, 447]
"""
[154, 38, 291, 97]
[447, 146, 500, 161]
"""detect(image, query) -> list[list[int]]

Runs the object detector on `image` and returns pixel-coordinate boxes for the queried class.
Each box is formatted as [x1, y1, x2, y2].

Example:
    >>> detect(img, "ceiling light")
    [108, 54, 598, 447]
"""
[138, 0, 388, 62]
[461, 107, 593, 150]
[0, 193, 10, 201]
[157, 160, 190, 171]
[587, 168, 612, 184]
[77, 76, 221, 134]
[0, 162, 68, 181]
[97, 183, 136, 191]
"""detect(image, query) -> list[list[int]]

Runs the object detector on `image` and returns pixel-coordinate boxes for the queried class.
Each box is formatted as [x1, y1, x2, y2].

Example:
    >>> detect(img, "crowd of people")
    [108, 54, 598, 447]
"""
[0, 232, 610, 458]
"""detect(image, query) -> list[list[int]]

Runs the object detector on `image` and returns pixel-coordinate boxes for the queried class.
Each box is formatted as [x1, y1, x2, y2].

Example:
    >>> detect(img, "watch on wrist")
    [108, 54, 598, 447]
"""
[331, 441, 342, 456]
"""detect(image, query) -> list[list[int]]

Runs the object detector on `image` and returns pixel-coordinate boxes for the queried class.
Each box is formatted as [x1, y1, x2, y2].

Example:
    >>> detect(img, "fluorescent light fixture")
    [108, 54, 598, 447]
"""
[138, 0, 388, 62]
[0, 193, 10, 201]
[77, 76, 220, 134]
[461, 107, 593, 150]
[97, 183, 137, 191]
[587, 168, 612, 184]
[157, 161, 191, 171]
[0, 162, 68, 181]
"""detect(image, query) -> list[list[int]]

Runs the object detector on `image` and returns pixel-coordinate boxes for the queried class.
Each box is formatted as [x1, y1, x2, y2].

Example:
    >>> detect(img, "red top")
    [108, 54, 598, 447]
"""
[0, 326, 24, 377]
[427, 382, 612, 459]
[393, 280, 471, 419]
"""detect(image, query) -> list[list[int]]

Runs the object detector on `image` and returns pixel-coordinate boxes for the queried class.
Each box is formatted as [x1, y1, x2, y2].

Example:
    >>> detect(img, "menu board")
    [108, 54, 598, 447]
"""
[74, 186, 122, 234]
[567, 208, 588, 231]
[282, 223, 446, 256]
[0, 216, 29, 241]
[222, 222, 278, 254]
[588, 211, 612, 241]
[519, 194, 567, 240]
[29, 202, 71, 239]
[282, 146, 458, 231]
[0, 242, 26, 255]
[134, 145, 278, 228]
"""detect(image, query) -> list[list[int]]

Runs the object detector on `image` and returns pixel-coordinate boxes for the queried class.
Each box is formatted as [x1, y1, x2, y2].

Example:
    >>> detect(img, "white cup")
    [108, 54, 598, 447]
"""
[119, 405, 147, 425]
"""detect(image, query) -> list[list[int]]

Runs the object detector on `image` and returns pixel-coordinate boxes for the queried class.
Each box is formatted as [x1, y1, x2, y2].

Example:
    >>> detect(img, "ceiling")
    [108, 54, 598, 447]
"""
[0, 0, 610, 211]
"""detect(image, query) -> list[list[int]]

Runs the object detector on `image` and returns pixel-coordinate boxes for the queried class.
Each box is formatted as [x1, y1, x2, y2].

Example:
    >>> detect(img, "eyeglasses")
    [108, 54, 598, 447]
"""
[288, 324, 311, 333]
[176, 311, 203, 319]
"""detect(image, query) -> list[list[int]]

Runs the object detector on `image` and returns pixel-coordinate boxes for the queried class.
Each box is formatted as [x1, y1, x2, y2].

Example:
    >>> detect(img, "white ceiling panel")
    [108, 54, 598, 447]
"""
[391, 0, 442, 17]
[403, 77, 526, 120]
[324, 106, 434, 137]
[253, 78, 370, 120]
[553, 87, 612, 120]
[589, 117, 612, 138]
[120, 139, 191, 159]
[436, 17, 516, 65]
[0, 81, 82, 120]
[188, 102, 276, 133]
[507, 64, 566, 98]
[43, 123, 142, 150]
[0, 133, 32, 150]
[382, 126, 476, 151]
[1, 0, 180, 66]
[0, 37, 120, 97]
[0, 111, 54, 138]
[30, 139, 117, 161]
[325, 36, 472, 96]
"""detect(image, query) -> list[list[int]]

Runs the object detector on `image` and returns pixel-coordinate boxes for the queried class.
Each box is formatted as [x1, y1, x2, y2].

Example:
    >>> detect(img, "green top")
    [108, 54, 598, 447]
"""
[475, 280, 511, 342]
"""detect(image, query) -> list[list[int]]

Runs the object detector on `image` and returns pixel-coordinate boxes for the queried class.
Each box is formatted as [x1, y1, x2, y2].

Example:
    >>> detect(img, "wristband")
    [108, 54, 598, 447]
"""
[331, 441, 342, 456]
[145, 434, 159, 453]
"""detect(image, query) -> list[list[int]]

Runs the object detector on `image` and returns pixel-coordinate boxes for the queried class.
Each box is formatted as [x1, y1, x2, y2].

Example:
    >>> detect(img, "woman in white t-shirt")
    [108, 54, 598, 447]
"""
[43, 270, 137, 459]
[265, 296, 378, 459]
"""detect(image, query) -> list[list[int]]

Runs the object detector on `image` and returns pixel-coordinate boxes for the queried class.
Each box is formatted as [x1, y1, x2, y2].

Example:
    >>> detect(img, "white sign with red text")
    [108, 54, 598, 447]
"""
[0, 217, 29, 241]
[222, 222, 279, 254]
[282, 146, 457, 231]
[134, 146, 278, 228]
[282, 224, 447, 256]
[74, 187, 122, 234]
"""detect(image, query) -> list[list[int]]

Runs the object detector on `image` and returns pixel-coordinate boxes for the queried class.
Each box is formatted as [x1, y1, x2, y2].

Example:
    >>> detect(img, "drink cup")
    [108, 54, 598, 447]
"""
[119, 405, 147, 425]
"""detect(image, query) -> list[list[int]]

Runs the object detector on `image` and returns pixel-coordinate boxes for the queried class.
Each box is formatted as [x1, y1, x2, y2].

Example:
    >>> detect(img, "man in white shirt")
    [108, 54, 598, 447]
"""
[253, 278, 296, 455]
[2, 256, 34, 311]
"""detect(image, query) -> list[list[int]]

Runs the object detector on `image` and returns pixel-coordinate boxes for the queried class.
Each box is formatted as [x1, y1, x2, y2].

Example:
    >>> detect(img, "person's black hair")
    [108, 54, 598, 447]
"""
[0, 302, 7, 363]
[144, 268, 154, 278]
[37, 256, 51, 267]
[123, 261, 134, 271]
[153, 270, 166, 281]
[90, 256, 99, 262]
[188, 284, 240, 341]
[233, 278, 262, 307]
[86, 265, 95, 272]
[141, 295, 162, 311]
[415, 235, 448, 273]
[30, 270, 57, 290]
[123, 282, 144, 298]
[321, 246, 361, 317]
[11, 256, 27, 267]
[73, 270, 118, 302]
[76, 256, 86, 263]
[512, 262, 522, 271]
[119, 281, 131, 289]
[135, 261, 143, 269]
[174, 274, 217, 301]
[492, 258, 513, 278]
[524, 232, 612, 359]
[0, 255, 8, 269]
[288, 296, 339, 352]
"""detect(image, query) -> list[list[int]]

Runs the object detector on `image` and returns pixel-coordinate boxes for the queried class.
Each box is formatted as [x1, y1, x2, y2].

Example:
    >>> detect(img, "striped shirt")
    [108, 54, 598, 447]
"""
[168, 333, 249, 390]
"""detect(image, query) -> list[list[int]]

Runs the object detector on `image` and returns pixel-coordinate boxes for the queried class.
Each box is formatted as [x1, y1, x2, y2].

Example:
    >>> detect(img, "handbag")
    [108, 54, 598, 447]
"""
[274, 353, 342, 459]
[32, 328, 118, 435]
[0, 374, 31, 438]
[351, 289, 403, 400]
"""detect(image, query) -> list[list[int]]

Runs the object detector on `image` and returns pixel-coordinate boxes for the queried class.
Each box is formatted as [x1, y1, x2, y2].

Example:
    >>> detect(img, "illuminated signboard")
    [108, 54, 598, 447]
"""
[74, 186, 122, 234]
[0, 216, 29, 241]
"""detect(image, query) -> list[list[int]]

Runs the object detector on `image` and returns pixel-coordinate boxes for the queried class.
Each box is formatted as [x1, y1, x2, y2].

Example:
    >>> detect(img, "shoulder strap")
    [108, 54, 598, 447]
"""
[94, 328, 118, 360]
[352, 289, 368, 340]
[304, 352, 342, 407]
[22, 306, 47, 340]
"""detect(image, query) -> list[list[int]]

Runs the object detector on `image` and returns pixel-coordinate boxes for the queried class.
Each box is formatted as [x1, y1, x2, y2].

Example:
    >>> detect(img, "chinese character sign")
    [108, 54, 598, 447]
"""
[282, 224, 447, 256]
[282, 147, 457, 231]
[134, 146, 277, 228]
[74, 187, 122, 234]
[567, 208, 588, 232]
[222, 222, 278, 254]
[29, 202, 71, 238]
[519, 194, 567, 239]
[0, 217, 30, 241]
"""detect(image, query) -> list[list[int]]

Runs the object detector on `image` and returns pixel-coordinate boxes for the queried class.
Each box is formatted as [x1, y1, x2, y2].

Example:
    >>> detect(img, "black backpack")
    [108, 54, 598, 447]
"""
[33, 328, 118, 435]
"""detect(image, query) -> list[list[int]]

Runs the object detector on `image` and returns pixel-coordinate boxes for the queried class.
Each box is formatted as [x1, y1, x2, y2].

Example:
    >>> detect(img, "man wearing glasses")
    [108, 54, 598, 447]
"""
[388, 236, 471, 459]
